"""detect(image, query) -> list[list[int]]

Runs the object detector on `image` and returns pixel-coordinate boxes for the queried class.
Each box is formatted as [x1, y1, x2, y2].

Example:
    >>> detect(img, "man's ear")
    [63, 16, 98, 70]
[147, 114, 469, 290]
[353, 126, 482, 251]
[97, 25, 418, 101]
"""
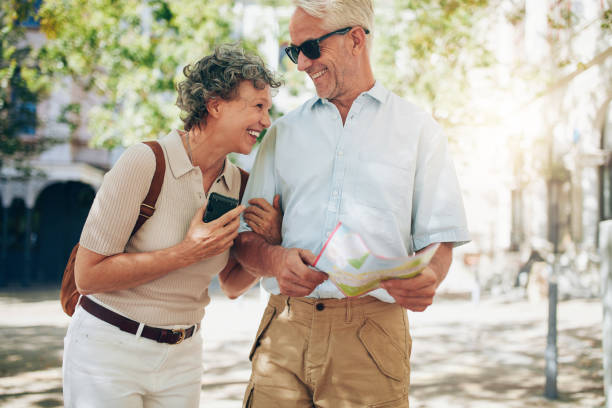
[349, 27, 367, 56]
[207, 98, 223, 118]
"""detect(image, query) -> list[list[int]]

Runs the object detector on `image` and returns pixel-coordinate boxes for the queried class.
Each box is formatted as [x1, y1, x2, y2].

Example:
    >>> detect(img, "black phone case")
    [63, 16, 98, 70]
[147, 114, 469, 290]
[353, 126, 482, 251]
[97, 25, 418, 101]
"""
[203, 192, 239, 222]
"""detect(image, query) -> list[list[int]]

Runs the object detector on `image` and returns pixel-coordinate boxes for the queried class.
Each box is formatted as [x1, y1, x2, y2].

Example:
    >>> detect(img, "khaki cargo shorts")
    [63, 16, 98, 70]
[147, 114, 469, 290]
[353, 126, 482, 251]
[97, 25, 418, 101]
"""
[243, 294, 411, 408]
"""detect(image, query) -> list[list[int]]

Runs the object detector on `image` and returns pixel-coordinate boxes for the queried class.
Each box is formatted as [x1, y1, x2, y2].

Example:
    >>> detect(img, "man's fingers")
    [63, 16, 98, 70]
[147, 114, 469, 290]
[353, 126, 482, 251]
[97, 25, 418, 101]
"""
[295, 249, 327, 283]
[380, 269, 436, 291]
[294, 266, 328, 285]
[298, 249, 317, 266]
[278, 276, 318, 297]
[393, 296, 434, 312]
[381, 280, 436, 298]
[273, 194, 281, 210]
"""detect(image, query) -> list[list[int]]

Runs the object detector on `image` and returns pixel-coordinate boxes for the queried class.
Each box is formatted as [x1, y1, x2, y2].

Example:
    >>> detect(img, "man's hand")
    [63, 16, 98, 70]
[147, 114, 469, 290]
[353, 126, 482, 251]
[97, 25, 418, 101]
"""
[380, 267, 439, 312]
[380, 242, 453, 312]
[271, 247, 328, 297]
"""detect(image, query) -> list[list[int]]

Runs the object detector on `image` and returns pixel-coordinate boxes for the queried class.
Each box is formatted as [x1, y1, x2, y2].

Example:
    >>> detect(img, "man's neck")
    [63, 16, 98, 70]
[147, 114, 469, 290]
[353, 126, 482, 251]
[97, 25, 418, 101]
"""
[330, 77, 376, 125]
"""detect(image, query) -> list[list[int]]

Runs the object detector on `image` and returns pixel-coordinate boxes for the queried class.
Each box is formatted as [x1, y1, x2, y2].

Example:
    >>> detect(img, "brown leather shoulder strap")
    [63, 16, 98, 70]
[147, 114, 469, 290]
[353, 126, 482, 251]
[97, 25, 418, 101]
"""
[238, 167, 249, 202]
[131, 141, 166, 236]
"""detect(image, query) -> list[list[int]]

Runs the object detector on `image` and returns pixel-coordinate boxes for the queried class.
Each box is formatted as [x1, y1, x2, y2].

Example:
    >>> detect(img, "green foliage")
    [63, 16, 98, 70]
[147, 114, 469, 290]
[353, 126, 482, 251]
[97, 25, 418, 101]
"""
[0, 0, 56, 177]
[602, 7, 612, 31]
[38, 0, 244, 148]
[372, 0, 494, 126]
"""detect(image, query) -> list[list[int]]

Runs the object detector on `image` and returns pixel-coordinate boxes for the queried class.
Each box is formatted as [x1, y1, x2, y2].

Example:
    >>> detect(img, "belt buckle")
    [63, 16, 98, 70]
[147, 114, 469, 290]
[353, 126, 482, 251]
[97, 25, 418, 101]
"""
[172, 328, 186, 344]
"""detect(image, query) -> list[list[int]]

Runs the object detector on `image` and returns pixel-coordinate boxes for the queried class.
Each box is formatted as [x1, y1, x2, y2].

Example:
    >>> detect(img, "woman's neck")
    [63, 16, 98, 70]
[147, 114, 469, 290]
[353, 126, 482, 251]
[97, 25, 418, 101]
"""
[181, 127, 227, 177]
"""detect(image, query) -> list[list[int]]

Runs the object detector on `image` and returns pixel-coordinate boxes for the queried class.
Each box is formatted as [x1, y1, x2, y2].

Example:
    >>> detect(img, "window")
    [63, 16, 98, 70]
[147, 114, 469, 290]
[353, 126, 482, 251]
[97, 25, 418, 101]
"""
[20, 0, 42, 29]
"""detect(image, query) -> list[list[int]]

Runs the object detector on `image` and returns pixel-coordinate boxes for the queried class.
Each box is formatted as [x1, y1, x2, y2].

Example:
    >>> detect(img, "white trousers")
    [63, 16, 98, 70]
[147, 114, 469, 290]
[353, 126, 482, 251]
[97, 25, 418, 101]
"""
[63, 304, 203, 407]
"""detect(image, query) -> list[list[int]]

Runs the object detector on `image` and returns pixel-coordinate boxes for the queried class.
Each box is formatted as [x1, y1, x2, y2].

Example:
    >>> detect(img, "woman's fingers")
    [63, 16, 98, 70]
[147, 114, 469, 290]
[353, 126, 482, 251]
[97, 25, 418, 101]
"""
[244, 205, 268, 220]
[248, 197, 274, 211]
[210, 205, 244, 227]
[189, 204, 207, 227]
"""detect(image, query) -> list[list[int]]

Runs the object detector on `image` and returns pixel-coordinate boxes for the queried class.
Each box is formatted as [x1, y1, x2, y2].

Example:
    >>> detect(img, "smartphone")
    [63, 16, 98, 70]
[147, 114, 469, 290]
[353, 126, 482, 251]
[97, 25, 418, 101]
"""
[203, 192, 239, 222]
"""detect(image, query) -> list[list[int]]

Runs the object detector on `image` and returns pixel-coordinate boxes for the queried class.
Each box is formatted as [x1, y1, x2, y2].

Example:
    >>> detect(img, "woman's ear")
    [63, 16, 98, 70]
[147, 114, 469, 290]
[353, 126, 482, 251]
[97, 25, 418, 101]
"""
[207, 98, 223, 118]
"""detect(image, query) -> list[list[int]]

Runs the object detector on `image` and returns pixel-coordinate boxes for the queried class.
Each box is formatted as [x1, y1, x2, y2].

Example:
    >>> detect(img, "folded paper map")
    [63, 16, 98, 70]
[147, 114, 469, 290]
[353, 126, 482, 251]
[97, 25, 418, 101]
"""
[313, 222, 440, 297]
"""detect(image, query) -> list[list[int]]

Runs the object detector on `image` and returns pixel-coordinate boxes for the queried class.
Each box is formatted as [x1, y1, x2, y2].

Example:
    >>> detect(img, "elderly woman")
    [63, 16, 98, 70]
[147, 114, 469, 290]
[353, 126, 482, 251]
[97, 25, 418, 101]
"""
[62, 45, 282, 407]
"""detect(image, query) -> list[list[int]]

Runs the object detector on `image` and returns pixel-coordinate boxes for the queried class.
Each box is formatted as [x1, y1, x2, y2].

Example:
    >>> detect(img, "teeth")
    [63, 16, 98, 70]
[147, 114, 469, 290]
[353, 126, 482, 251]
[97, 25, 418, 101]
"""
[248, 130, 259, 137]
[312, 69, 327, 79]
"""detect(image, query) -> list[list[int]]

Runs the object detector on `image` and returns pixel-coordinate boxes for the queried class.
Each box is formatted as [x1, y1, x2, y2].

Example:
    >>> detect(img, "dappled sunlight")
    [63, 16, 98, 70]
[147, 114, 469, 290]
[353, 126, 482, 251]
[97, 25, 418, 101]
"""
[0, 289, 604, 407]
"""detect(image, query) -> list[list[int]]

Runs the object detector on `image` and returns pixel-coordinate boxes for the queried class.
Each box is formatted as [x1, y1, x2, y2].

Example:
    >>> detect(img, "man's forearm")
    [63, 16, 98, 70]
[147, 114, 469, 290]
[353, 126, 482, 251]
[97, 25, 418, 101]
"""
[233, 231, 283, 277]
[422, 242, 453, 286]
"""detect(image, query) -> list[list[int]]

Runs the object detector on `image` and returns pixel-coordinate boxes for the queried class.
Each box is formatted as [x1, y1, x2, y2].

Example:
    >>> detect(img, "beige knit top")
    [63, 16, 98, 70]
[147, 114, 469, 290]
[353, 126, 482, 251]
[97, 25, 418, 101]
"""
[79, 130, 241, 326]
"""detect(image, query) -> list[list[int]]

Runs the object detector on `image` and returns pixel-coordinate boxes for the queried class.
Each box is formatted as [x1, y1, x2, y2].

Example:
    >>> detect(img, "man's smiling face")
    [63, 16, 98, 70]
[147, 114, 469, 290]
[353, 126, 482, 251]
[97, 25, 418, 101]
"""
[288, 8, 352, 102]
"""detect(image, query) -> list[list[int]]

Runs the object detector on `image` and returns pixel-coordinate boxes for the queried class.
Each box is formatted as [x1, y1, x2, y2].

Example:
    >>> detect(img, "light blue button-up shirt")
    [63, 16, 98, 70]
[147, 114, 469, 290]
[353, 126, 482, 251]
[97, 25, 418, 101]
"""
[240, 82, 470, 302]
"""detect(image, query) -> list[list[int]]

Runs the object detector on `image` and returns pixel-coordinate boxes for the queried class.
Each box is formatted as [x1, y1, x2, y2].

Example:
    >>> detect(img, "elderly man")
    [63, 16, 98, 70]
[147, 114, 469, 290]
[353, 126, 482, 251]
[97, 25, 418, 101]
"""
[234, 1, 470, 406]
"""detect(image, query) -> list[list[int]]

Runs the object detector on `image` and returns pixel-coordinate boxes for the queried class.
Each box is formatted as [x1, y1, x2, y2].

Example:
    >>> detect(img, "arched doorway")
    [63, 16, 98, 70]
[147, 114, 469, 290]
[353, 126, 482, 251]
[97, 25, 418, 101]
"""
[2, 199, 27, 285]
[31, 181, 95, 284]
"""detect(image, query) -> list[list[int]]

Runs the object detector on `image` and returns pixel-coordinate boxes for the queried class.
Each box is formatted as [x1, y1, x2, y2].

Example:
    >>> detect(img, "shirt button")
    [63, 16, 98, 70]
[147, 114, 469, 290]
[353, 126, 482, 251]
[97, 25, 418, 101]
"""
[332, 191, 338, 197]
[316, 303, 325, 311]
[338, 150, 344, 157]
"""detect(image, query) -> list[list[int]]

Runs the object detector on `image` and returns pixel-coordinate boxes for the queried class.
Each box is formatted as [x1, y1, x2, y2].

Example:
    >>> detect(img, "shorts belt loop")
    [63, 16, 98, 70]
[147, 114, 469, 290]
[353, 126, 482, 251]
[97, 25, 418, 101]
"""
[135, 322, 145, 338]
[345, 298, 352, 323]
[285, 296, 291, 316]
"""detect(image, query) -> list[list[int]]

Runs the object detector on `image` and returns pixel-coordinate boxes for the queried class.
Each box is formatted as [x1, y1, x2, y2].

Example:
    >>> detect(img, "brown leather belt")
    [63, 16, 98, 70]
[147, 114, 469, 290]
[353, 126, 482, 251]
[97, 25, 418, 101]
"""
[79, 296, 197, 345]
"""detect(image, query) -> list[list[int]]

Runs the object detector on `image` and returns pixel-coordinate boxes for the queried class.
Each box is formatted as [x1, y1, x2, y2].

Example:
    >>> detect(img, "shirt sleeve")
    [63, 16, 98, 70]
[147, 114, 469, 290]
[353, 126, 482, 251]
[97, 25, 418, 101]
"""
[239, 125, 279, 233]
[79, 143, 156, 255]
[411, 116, 470, 251]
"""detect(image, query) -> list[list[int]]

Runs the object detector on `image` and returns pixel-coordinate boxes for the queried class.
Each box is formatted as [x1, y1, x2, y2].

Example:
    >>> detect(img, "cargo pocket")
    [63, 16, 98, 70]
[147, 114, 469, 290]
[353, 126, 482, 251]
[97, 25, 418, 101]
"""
[242, 381, 254, 408]
[248, 305, 276, 361]
[358, 318, 406, 382]
[368, 393, 410, 408]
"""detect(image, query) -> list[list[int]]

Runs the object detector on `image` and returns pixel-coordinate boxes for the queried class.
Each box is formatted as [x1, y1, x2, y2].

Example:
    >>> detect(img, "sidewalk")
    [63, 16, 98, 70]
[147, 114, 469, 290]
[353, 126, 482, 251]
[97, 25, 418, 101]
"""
[0, 287, 604, 407]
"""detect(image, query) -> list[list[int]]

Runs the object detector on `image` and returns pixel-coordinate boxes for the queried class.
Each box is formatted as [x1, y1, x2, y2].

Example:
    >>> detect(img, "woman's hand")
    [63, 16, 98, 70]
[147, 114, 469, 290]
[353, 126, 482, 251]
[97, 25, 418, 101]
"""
[244, 194, 283, 245]
[180, 204, 245, 264]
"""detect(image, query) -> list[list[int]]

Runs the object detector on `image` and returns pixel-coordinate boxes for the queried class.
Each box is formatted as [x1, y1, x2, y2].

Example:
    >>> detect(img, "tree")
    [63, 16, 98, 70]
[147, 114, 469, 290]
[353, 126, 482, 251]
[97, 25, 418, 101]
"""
[37, 0, 250, 149]
[36, 0, 497, 148]
[373, 0, 495, 126]
[0, 0, 55, 178]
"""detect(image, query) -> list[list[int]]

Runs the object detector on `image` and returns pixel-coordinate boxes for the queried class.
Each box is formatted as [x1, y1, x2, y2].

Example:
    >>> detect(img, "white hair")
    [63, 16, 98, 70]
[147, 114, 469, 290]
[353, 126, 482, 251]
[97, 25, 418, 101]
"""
[293, 0, 374, 48]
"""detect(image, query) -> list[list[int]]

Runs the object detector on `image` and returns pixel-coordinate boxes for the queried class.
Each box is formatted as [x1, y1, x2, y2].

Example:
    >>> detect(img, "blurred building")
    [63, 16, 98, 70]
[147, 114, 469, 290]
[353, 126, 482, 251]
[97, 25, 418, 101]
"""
[0, 2, 287, 287]
[0, 17, 111, 286]
[505, 0, 611, 296]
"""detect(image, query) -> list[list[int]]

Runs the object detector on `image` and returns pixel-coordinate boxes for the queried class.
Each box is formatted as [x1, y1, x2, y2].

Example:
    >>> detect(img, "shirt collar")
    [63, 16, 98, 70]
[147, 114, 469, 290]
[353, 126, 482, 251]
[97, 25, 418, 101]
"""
[162, 130, 236, 192]
[217, 157, 235, 192]
[163, 129, 193, 179]
[309, 80, 388, 110]
[362, 81, 388, 104]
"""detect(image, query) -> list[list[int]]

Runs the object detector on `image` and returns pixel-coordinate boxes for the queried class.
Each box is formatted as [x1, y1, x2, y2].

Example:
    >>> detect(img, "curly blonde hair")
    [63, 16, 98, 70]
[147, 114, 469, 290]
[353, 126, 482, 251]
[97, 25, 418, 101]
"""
[176, 44, 281, 131]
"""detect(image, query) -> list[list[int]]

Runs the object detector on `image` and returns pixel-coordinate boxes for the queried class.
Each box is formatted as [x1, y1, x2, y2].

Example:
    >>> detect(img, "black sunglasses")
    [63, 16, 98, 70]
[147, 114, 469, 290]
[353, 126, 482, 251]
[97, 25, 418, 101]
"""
[284, 26, 370, 64]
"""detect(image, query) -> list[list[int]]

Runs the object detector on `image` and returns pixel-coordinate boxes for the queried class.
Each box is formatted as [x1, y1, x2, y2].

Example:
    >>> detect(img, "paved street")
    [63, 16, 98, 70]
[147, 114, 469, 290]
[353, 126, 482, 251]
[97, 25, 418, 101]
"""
[0, 286, 604, 407]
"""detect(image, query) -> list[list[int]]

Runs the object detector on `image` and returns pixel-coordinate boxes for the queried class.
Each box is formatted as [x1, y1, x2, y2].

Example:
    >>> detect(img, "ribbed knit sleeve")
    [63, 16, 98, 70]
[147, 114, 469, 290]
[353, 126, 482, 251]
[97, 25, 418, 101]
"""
[80, 143, 156, 256]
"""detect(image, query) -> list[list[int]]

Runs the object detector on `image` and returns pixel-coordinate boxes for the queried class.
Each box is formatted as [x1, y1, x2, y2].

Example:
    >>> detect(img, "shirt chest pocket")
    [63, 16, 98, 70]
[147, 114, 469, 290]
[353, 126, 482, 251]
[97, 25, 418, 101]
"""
[348, 152, 414, 213]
